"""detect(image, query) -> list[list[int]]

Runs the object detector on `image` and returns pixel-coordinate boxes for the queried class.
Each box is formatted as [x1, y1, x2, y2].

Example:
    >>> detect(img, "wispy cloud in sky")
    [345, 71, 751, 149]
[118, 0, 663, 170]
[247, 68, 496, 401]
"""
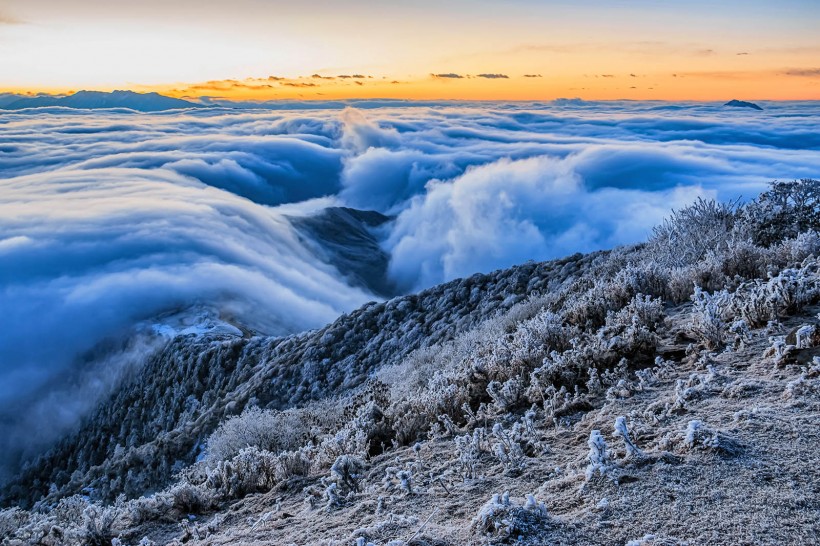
[783, 68, 820, 78]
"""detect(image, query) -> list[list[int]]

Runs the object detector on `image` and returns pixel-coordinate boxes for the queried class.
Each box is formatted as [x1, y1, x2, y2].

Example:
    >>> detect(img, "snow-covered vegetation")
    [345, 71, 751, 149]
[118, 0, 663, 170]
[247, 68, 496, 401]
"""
[2, 179, 820, 544]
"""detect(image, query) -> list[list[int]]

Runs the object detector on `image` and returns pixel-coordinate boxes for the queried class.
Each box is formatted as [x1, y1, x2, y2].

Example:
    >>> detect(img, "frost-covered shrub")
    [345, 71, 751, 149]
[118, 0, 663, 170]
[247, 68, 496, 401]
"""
[202, 445, 307, 499]
[125, 492, 174, 525]
[382, 466, 414, 495]
[649, 197, 738, 268]
[454, 429, 485, 480]
[728, 319, 753, 350]
[600, 294, 664, 357]
[491, 423, 527, 474]
[316, 402, 386, 466]
[683, 420, 740, 456]
[585, 430, 611, 480]
[396, 470, 413, 494]
[689, 286, 730, 349]
[738, 178, 820, 247]
[777, 230, 820, 264]
[504, 310, 574, 368]
[274, 447, 313, 482]
[472, 492, 549, 540]
[795, 325, 817, 349]
[487, 378, 524, 412]
[77, 503, 118, 546]
[0, 508, 29, 539]
[563, 277, 635, 328]
[730, 261, 820, 328]
[205, 406, 316, 464]
[168, 480, 215, 513]
[330, 454, 366, 493]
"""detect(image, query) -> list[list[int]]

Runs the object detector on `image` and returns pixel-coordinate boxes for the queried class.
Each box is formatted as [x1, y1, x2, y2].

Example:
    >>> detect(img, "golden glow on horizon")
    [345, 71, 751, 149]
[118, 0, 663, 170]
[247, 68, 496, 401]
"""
[0, 0, 818, 101]
[4, 69, 818, 102]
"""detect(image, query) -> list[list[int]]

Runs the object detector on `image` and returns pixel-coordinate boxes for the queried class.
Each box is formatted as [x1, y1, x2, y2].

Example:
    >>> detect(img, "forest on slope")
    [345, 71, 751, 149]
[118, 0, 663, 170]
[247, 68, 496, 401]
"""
[2, 179, 820, 545]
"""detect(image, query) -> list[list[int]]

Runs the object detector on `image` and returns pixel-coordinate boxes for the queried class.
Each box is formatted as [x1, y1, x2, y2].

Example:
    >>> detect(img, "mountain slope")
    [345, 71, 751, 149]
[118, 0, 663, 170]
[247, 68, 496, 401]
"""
[2, 180, 820, 545]
[290, 207, 396, 297]
[1, 249, 601, 506]
[1, 91, 202, 112]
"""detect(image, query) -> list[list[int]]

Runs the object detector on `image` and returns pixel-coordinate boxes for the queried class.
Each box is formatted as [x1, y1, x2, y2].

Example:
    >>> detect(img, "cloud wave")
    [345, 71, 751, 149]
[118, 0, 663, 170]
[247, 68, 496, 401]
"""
[1, 99, 819, 472]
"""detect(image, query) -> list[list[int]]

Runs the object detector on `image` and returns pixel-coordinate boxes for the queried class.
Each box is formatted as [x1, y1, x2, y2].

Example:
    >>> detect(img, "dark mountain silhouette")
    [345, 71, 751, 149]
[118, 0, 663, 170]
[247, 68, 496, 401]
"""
[724, 99, 763, 111]
[1, 90, 202, 112]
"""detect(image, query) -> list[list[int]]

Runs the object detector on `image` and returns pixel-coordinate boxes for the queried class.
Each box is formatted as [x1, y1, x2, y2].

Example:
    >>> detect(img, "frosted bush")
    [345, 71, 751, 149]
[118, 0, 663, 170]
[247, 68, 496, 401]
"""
[491, 423, 527, 474]
[763, 336, 791, 366]
[396, 469, 413, 494]
[649, 197, 738, 268]
[274, 447, 313, 482]
[324, 481, 341, 511]
[168, 480, 215, 513]
[330, 454, 366, 493]
[738, 178, 820, 246]
[316, 424, 370, 468]
[728, 319, 753, 350]
[690, 286, 730, 350]
[454, 428, 485, 480]
[768, 264, 820, 314]
[504, 310, 574, 366]
[731, 280, 780, 328]
[205, 406, 315, 464]
[0, 508, 29, 539]
[472, 492, 549, 540]
[682, 420, 742, 456]
[78, 503, 118, 546]
[487, 378, 525, 412]
[585, 430, 611, 480]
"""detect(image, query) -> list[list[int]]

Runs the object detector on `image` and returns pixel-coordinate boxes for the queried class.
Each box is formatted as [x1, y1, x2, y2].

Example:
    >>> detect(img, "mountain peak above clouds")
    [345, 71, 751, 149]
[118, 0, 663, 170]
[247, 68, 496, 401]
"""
[724, 99, 763, 111]
[1, 90, 203, 112]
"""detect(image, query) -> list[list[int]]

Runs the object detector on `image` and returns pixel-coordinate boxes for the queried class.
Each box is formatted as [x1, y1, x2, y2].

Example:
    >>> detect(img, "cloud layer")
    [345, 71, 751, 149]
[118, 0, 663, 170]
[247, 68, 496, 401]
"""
[1, 99, 819, 470]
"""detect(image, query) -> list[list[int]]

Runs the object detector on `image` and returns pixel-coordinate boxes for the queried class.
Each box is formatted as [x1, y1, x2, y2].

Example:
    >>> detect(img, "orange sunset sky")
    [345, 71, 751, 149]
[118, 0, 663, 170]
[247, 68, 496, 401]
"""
[1, 0, 818, 101]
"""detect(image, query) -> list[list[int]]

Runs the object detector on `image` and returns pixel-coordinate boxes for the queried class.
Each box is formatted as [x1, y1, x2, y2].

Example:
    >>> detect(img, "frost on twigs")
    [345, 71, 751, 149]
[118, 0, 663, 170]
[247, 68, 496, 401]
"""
[330, 454, 366, 493]
[683, 420, 742, 457]
[454, 429, 485, 480]
[613, 416, 644, 460]
[689, 286, 729, 350]
[626, 534, 689, 546]
[794, 324, 818, 349]
[784, 357, 820, 399]
[321, 454, 366, 511]
[491, 423, 527, 475]
[585, 430, 611, 480]
[472, 492, 550, 540]
[382, 466, 414, 495]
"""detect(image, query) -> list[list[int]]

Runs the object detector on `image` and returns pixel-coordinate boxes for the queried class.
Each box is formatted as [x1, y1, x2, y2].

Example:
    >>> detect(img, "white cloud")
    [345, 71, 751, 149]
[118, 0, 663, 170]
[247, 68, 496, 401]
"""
[1, 99, 819, 470]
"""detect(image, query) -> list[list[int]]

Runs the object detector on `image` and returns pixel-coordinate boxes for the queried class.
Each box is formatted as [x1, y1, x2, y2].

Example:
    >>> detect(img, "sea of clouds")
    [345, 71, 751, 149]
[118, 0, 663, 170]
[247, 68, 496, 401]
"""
[1, 99, 819, 471]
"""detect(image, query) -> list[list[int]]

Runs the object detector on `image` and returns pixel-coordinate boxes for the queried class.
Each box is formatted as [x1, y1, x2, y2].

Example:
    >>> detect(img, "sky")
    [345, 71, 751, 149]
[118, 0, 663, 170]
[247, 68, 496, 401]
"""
[0, 0, 819, 100]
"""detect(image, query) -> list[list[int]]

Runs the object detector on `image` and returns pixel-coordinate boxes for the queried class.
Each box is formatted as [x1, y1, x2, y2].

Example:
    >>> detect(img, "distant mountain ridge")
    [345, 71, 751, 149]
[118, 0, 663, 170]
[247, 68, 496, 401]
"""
[724, 99, 763, 111]
[0, 90, 202, 112]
